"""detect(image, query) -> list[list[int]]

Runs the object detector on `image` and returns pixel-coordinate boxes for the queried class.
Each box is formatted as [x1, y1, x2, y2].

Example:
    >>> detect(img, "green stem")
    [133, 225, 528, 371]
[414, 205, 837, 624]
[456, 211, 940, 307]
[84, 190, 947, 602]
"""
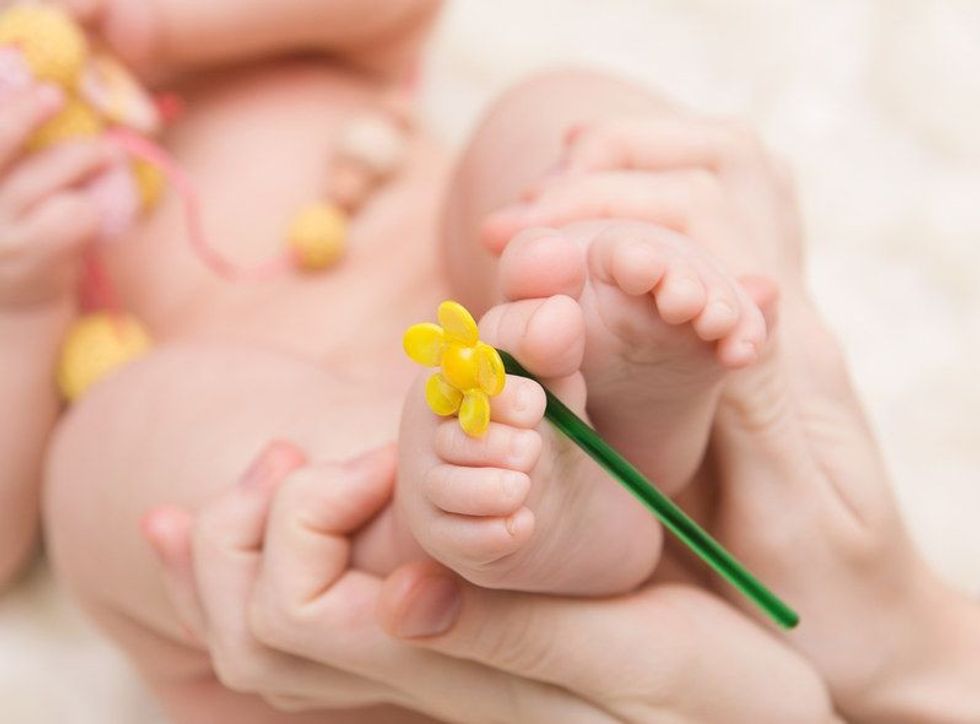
[498, 350, 799, 629]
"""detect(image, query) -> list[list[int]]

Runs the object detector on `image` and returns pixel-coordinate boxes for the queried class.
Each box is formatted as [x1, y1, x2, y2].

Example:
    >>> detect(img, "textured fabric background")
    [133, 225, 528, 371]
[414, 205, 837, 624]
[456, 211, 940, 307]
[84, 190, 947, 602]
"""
[2, 2, 977, 720]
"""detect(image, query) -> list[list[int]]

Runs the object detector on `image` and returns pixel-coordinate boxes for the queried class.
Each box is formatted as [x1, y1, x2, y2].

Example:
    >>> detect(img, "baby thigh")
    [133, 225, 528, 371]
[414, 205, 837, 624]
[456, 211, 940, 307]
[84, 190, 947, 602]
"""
[43, 343, 404, 723]
[442, 68, 666, 313]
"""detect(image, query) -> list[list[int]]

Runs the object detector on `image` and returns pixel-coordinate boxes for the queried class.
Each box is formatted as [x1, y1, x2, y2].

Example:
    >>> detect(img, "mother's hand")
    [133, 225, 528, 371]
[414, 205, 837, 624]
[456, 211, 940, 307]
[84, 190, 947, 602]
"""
[144, 441, 836, 723]
[378, 560, 837, 723]
[144, 441, 595, 722]
[479, 111, 980, 721]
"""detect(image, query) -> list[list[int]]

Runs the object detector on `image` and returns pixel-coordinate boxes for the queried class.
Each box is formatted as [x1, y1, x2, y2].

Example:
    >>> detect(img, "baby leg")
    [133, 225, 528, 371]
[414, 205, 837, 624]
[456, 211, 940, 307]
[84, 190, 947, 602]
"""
[441, 68, 668, 314]
[43, 343, 423, 723]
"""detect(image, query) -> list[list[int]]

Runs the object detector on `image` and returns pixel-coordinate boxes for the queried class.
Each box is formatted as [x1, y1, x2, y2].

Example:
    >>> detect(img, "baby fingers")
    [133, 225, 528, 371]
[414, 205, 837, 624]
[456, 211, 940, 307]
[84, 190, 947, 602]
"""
[0, 85, 65, 173]
[0, 139, 113, 216]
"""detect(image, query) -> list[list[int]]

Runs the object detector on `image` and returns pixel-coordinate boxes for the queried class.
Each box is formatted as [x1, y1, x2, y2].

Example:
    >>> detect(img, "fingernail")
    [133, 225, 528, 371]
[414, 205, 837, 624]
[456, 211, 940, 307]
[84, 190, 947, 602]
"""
[395, 576, 461, 639]
[35, 84, 64, 114]
[239, 440, 306, 489]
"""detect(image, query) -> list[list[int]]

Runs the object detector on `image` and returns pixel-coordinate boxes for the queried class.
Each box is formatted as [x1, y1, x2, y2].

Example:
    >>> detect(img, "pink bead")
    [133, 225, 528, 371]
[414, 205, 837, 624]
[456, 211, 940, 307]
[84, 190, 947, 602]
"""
[0, 47, 33, 99]
[84, 163, 140, 241]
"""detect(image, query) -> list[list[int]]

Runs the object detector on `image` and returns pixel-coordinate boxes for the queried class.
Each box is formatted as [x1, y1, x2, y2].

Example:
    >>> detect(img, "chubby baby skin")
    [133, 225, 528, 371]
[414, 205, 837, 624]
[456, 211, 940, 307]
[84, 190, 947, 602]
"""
[0, 0, 442, 587]
[26, 4, 771, 724]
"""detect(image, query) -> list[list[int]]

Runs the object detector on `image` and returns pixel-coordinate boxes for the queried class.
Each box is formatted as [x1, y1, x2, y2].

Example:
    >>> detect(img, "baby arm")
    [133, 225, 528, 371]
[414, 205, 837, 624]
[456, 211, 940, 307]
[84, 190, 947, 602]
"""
[0, 86, 108, 585]
[67, 0, 440, 79]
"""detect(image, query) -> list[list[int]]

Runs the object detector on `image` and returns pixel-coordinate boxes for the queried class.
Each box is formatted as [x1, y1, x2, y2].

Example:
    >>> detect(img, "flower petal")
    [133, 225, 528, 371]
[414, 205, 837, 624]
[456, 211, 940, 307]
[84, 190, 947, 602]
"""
[425, 373, 463, 416]
[438, 300, 479, 346]
[475, 342, 505, 396]
[404, 323, 445, 366]
[459, 389, 491, 437]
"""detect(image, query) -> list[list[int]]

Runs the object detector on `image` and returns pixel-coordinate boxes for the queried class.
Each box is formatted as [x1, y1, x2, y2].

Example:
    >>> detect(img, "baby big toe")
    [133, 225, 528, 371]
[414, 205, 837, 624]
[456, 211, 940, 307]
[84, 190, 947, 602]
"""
[479, 296, 584, 380]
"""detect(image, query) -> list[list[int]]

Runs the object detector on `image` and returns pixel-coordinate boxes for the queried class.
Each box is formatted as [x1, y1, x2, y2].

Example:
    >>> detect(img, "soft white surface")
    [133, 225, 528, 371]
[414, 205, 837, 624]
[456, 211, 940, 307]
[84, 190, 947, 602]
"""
[2, 1, 978, 720]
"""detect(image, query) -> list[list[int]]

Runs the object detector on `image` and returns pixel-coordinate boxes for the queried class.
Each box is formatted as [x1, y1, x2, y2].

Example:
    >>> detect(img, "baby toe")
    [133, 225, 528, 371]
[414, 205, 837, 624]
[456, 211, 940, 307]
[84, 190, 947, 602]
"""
[435, 419, 542, 472]
[715, 295, 768, 368]
[589, 227, 671, 295]
[653, 260, 707, 324]
[428, 507, 535, 568]
[480, 296, 585, 380]
[422, 464, 531, 517]
[489, 376, 546, 429]
[692, 285, 740, 341]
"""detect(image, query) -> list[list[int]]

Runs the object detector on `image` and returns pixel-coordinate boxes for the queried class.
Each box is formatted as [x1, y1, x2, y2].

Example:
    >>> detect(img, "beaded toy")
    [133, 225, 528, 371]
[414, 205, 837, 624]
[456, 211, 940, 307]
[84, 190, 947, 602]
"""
[405, 300, 801, 630]
[0, 3, 411, 400]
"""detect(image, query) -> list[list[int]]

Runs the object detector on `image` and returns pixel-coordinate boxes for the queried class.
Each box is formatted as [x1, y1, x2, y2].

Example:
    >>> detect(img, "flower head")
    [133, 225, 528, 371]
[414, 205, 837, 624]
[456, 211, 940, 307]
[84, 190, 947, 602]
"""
[403, 300, 505, 437]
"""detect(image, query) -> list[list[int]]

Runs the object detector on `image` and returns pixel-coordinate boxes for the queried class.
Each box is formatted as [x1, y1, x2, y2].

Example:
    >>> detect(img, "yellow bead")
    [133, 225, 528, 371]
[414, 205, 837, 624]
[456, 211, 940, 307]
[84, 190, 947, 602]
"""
[57, 313, 152, 402]
[459, 390, 491, 437]
[425, 373, 463, 416]
[441, 343, 479, 392]
[403, 322, 444, 367]
[131, 158, 165, 212]
[437, 300, 479, 346]
[287, 202, 347, 271]
[28, 96, 103, 151]
[0, 5, 88, 87]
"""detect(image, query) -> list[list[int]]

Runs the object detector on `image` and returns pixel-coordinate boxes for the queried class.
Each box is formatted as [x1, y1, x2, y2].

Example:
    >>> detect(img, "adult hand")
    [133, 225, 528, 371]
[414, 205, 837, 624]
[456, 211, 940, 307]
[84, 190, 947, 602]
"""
[145, 440, 837, 723]
[480, 110, 980, 722]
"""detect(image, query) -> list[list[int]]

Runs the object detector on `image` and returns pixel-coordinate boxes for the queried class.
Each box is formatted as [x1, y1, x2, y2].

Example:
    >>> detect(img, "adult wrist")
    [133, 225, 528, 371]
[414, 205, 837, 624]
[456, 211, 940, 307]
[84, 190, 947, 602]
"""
[847, 567, 980, 723]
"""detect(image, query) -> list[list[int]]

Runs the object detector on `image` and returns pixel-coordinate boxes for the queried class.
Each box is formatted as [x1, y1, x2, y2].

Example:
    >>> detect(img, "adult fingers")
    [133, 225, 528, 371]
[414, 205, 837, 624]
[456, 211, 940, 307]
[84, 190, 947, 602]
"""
[247, 455, 604, 723]
[380, 565, 836, 723]
[252, 444, 397, 616]
[482, 169, 743, 267]
[189, 441, 307, 683]
[141, 504, 207, 642]
[562, 114, 770, 174]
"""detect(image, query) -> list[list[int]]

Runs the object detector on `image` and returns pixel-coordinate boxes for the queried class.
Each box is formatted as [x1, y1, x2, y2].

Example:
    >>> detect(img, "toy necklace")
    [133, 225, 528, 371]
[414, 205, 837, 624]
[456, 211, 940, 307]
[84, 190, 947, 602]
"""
[0, 4, 412, 400]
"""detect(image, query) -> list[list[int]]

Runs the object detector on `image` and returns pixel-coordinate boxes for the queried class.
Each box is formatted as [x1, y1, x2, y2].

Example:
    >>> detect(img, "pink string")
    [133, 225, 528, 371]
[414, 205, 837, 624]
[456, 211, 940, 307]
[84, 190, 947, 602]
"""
[80, 248, 120, 315]
[106, 127, 293, 282]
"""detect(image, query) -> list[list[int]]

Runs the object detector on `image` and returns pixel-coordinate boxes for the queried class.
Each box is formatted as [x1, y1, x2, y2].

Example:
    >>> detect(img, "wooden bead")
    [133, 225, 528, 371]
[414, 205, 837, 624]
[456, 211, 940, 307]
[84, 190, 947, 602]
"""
[335, 114, 408, 180]
[57, 313, 152, 402]
[327, 160, 378, 211]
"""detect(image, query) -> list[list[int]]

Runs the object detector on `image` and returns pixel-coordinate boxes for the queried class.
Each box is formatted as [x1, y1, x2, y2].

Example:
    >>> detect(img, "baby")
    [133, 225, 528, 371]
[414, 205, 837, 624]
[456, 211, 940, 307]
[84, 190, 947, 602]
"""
[1, 1, 772, 720]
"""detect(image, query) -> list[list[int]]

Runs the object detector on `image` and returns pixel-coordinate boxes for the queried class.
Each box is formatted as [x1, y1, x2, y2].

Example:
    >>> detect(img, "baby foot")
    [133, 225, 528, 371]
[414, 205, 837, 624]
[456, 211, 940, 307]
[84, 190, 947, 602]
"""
[397, 295, 662, 595]
[498, 221, 769, 495]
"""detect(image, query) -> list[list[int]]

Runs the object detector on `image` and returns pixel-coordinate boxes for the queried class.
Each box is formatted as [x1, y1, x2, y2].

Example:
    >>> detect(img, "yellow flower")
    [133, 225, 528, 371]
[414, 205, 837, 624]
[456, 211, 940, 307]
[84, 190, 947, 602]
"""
[404, 301, 505, 437]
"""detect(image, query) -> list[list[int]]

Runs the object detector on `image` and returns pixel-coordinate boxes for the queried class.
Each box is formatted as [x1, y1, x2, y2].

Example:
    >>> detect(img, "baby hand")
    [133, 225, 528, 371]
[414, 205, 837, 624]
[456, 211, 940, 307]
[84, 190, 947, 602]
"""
[0, 85, 110, 308]
[55, 0, 162, 74]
